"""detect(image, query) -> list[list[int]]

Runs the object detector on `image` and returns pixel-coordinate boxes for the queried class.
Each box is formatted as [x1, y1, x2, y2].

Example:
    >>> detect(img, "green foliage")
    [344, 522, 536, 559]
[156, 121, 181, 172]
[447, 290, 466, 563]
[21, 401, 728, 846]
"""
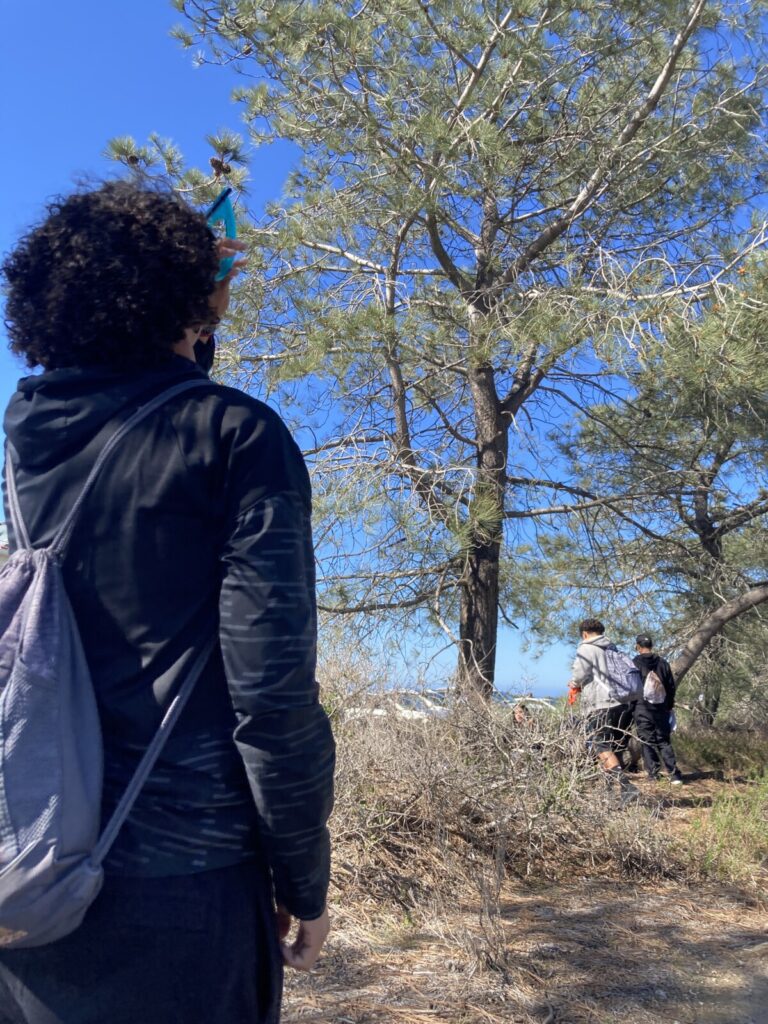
[524, 258, 768, 715]
[106, 130, 249, 202]
[685, 774, 768, 884]
[675, 728, 768, 776]
[109, 0, 768, 686]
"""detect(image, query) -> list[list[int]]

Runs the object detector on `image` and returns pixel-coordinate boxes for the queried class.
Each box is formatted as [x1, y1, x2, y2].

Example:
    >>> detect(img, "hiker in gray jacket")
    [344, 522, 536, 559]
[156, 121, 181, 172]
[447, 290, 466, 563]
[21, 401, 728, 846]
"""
[569, 618, 638, 805]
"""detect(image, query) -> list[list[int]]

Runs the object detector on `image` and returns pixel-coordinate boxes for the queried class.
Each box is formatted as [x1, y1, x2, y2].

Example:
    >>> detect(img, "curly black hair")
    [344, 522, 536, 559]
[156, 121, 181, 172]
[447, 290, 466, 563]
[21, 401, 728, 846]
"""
[2, 181, 219, 370]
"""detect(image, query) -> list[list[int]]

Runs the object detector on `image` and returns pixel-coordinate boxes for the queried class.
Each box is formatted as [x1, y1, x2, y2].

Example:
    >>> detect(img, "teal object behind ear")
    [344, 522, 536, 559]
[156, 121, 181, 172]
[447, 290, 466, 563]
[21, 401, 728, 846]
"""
[205, 188, 237, 281]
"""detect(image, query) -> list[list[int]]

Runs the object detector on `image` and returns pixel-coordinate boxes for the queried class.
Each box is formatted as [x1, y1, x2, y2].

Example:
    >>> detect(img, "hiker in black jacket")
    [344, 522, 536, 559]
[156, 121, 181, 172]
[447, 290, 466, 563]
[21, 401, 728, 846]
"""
[632, 634, 683, 785]
[0, 182, 334, 1024]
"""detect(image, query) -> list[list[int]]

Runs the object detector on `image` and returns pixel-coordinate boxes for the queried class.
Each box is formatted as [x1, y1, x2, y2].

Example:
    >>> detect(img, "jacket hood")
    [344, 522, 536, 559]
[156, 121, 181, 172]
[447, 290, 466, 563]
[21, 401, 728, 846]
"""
[634, 652, 661, 670]
[4, 358, 205, 471]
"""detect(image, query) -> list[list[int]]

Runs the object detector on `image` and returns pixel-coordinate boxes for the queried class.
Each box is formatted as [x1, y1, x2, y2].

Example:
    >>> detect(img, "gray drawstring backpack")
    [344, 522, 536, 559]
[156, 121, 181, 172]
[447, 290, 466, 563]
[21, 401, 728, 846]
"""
[604, 645, 643, 704]
[0, 379, 214, 949]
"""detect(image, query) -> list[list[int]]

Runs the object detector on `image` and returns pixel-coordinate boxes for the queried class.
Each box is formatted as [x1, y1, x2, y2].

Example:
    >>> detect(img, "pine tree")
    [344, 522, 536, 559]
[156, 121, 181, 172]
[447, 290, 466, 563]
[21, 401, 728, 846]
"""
[122, 1, 768, 693]
[534, 261, 768, 721]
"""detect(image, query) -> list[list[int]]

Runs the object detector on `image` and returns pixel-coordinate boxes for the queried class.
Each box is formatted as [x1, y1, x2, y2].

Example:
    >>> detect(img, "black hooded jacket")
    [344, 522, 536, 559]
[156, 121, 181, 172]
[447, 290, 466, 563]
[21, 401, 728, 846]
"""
[2, 356, 334, 920]
[632, 652, 676, 711]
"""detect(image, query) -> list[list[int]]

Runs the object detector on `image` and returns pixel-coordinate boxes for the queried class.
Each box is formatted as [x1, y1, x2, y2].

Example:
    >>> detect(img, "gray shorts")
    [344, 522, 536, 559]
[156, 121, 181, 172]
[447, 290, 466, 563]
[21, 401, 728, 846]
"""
[585, 704, 633, 754]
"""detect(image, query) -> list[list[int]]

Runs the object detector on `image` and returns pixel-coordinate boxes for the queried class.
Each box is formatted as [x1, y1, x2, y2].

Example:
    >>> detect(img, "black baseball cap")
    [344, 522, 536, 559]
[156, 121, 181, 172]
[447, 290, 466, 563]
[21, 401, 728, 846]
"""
[635, 634, 653, 648]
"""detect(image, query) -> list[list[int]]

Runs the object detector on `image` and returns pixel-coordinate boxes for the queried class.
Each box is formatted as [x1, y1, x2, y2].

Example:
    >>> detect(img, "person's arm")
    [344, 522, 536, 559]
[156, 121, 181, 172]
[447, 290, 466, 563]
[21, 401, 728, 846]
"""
[276, 904, 331, 971]
[218, 405, 335, 946]
[662, 659, 676, 709]
[569, 646, 593, 689]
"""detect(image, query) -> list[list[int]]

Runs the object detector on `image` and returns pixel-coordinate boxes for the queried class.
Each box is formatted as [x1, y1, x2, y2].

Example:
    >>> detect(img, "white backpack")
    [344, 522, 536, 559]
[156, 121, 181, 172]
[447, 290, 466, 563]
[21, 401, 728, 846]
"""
[643, 668, 667, 704]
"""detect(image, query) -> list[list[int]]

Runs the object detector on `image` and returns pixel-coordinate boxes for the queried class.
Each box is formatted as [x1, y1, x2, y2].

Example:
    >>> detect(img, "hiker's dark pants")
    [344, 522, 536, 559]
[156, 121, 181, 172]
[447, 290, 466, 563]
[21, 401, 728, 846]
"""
[633, 702, 678, 778]
[613, 701, 636, 761]
[0, 860, 282, 1024]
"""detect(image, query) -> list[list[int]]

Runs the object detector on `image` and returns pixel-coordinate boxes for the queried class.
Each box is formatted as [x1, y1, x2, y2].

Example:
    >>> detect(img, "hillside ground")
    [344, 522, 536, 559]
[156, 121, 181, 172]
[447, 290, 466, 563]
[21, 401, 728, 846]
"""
[285, 751, 768, 1024]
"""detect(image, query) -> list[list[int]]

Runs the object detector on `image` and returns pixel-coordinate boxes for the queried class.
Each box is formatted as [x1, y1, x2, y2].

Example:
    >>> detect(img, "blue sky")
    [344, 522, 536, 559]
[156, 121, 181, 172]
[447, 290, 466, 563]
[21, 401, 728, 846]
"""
[0, 0, 575, 694]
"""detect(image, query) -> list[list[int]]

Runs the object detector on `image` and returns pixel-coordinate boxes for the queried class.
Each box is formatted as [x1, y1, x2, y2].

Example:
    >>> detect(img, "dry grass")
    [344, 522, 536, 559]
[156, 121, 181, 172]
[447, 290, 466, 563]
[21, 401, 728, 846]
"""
[307, 656, 768, 1022]
[284, 878, 768, 1024]
[328, 693, 689, 916]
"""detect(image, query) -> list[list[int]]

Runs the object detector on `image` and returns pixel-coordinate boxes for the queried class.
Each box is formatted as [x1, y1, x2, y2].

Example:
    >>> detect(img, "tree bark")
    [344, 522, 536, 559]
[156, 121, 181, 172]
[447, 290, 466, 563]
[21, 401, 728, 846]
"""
[672, 451, 742, 724]
[457, 356, 507, 698]
[670, 581, 768, 684]
[695, 633, 725, 728]
[458, 541, 502, 698]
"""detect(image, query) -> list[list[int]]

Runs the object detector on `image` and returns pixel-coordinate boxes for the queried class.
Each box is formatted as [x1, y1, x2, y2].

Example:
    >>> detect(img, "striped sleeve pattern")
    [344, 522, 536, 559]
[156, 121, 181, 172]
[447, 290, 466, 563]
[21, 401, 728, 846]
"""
[219, 488, 335, 920]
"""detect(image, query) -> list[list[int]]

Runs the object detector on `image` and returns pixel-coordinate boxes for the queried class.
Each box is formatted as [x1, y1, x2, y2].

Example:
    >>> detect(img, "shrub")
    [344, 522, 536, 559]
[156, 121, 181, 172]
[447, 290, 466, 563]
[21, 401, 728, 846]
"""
[684, 775, 768, 885]
[324, 682, 684, 912]
[675, 727, 768, 776]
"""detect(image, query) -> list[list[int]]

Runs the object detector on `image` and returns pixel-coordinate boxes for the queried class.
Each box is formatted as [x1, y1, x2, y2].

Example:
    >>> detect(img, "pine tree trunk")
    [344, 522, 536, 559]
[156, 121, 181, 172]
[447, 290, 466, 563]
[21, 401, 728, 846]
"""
[458, 541, 501, 698]
[456, 360, 507, 698]
[698, 675, 722, 727]
[670, 581, 768, 725]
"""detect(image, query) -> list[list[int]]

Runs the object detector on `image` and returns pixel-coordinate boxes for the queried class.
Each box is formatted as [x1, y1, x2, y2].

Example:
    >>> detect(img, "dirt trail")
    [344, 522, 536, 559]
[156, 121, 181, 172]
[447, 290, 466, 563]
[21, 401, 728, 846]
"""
[285, 774, 767, 1024]
[284, 880, 767, 1024]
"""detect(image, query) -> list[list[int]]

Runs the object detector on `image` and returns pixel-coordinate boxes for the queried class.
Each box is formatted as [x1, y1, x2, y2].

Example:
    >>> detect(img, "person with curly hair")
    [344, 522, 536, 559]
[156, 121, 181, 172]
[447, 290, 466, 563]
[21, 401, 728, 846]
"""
[0, 182, 335, 1024]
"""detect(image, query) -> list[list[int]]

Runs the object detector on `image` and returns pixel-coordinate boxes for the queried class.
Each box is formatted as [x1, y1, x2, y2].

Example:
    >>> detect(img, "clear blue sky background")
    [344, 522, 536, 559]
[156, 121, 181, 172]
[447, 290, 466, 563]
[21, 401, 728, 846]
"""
[0, 0, 574, 695]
